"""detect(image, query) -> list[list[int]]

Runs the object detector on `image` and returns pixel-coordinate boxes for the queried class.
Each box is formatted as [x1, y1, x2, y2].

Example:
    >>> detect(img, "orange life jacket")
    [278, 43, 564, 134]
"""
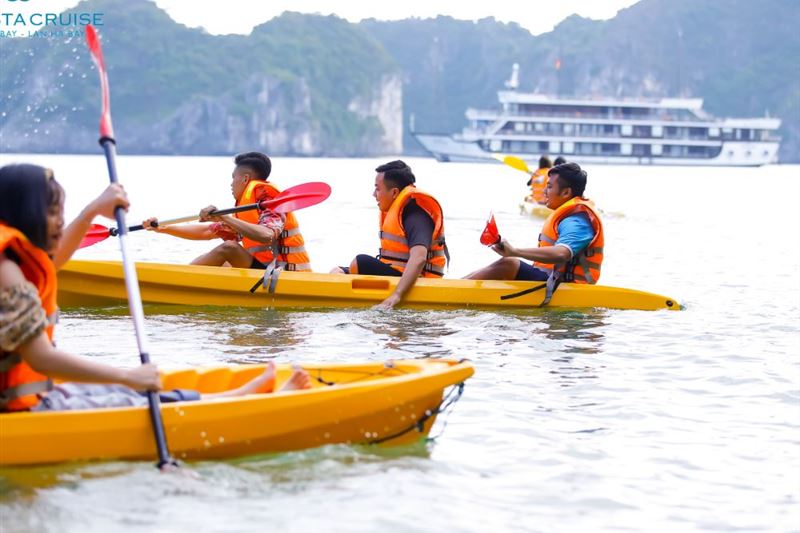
[378, 186, 448, 277]
[0, 224, 55, 411]
[533, 197, 604, 284]
[235, 180, 311, 271]
[530, 167, 550, 204]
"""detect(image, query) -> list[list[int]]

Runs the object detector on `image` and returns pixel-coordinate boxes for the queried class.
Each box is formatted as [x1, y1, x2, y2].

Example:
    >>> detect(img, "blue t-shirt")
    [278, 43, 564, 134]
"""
[554, 213, 595, 258]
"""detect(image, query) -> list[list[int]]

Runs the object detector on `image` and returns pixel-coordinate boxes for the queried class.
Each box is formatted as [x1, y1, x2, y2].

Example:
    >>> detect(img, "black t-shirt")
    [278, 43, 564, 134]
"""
[401, 200, 435, 249]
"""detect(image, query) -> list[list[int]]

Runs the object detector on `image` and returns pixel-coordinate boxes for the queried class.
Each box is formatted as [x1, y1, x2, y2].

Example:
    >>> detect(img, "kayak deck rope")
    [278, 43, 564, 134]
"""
[305, 361, 409, 386]
[366, 381, 466, 445]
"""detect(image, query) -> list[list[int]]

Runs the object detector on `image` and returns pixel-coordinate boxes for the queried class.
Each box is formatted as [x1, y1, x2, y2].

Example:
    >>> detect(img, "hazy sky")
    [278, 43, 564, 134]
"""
[12, 0, 640, 36]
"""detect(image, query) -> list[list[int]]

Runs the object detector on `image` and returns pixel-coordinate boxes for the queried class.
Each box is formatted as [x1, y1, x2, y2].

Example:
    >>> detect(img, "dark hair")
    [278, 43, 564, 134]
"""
[548, 162, 587, 197]
[538, 155, 552, 169]
[0, 164, 63, 250]
[375, 160, 415, 190]
[234, 152, 272, 180]
[553, 156, 567, 165]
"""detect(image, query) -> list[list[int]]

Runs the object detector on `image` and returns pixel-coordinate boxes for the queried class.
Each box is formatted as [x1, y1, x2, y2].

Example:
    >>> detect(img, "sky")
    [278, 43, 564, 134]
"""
[9, 0, 641, 36]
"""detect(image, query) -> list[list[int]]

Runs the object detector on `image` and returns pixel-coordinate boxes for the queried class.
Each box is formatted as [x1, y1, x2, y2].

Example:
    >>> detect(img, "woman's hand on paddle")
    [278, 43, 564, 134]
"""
[88, 184, 129, 219]
[123, 363, 162, 391]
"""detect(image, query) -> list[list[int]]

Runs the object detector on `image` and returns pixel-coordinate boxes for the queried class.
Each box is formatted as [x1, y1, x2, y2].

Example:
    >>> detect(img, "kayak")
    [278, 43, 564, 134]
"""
[519, 198, 553, 218]
[58, 260, 680, 311]
[0, 359, 473, 466]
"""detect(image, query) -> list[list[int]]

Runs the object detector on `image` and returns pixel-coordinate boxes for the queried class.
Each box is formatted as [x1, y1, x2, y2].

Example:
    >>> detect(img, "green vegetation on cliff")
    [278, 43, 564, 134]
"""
[1, 0, 796, 160]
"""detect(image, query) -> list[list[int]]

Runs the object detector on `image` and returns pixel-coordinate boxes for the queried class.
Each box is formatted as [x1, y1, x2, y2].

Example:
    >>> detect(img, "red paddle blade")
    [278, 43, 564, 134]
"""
[480, 213, 501, 246]
[79, 224, 111, 248]
[85, 25, 114, 140]
[262, 181, 332, 213]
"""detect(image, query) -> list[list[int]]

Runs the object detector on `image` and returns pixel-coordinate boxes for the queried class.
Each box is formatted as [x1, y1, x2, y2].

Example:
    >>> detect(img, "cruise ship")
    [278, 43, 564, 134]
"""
[414, 65, 781, 166]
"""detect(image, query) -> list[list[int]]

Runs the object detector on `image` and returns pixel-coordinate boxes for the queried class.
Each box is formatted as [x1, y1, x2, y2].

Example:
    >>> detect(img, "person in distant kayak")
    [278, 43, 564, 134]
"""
[330, 160, 449, 309]
[553, 156, 567, 166]
[465, 162, 603, 298]
[0, 164, 310, 412]
[143, 152, 311, 272]
[526, 155, 552, 204]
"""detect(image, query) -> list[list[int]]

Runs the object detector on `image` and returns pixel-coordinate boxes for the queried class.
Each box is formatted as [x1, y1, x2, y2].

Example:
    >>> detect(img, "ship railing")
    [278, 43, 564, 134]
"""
[466, 108, 707, 122]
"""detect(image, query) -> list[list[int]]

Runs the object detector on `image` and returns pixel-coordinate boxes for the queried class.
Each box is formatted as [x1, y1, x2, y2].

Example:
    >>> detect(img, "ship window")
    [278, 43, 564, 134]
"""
[763, 150, 769, 156]
[688, 146, 706, 156]
[689, 127, 706, 139]
[564, 123, 574, 134]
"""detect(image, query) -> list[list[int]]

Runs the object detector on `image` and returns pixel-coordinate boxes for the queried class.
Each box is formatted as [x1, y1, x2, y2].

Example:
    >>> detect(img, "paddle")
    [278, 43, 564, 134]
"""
[493, 154, 532, 175]
[78, 181, 331, 247]
[85, 24, 177, 470]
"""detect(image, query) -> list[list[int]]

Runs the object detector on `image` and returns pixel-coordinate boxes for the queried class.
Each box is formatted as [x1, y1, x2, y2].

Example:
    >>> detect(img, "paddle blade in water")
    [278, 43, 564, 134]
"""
[79, 224, 111, 248]
[480, 213, 501, 246]
[262, 182, 332, 213]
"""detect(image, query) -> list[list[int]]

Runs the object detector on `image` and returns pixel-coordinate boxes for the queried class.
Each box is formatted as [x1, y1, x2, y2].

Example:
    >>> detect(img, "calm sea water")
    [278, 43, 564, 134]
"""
[0, 154, 798, 533]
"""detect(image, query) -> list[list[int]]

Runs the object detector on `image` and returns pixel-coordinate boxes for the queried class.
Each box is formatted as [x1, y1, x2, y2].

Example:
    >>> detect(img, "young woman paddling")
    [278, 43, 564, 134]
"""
[0, 163, 310, 412]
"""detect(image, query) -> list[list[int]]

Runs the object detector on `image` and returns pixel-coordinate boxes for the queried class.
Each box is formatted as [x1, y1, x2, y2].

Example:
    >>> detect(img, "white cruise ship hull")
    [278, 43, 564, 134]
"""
[414, 133, 779, 167]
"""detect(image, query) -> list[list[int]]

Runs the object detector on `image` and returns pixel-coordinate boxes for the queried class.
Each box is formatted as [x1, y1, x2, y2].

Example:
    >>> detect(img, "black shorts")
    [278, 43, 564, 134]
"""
[515, 261, 550, 281]
[340, 255, 403, 276]
[250, 257, 267, 270]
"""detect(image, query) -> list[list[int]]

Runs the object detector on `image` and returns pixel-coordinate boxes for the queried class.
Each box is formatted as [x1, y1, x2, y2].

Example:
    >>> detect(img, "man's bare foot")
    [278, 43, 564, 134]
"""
[251, 361, 277, 393]
[278, 367, 312, 391]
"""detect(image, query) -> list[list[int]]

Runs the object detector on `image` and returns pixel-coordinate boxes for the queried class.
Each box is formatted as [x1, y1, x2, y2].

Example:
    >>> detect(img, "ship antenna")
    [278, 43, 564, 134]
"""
[505, 63, 519, 91]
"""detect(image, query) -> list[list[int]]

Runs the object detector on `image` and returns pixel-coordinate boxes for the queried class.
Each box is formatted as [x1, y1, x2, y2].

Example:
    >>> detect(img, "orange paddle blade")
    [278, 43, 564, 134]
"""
[79, 224, 111, 248]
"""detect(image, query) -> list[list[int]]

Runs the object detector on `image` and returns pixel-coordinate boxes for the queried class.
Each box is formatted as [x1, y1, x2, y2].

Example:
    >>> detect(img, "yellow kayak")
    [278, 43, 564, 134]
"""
[519, 198, 553, 218]
[0, 359, 473, 466]
[58, 260, 680, 311]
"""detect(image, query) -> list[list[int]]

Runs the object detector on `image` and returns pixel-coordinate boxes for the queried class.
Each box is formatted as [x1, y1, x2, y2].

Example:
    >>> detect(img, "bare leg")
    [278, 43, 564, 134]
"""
[463, 257, 521, 280]
[191, 240, 255, 268]
[203, 361, 277, 399]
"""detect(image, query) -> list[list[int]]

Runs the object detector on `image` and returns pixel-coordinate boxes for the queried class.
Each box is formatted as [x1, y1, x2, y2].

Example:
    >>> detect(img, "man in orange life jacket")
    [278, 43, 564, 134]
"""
[330, 160, 448, 309]
[143, 152, 311, 272]
[465, 162, 604, 288]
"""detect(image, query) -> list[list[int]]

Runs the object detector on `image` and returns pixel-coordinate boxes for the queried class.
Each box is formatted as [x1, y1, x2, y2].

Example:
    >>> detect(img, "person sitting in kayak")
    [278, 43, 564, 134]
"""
[525, 155, 552, 204]
[465, 162, 604, 290]
[0, 164, 311, 413]
[553, 156, 567, 166]
[330, 160, 449, 309]
[142, 152, 311, 272]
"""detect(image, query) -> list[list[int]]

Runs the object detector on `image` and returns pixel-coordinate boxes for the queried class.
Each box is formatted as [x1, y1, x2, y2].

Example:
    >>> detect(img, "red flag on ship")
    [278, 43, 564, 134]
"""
[480, 212, 501, 246]
[555, 58, 562, 71]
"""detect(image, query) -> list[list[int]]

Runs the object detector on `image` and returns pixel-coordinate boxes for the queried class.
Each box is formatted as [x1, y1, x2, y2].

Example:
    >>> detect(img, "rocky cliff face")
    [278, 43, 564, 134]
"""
[0, 72, 403, 156]
[347, 75, 403, 155]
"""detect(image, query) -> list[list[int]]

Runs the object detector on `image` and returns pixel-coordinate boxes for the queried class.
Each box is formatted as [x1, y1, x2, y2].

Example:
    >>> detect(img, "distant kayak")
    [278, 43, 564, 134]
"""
[58, 260, 681, 311]
[519, 198, 553, 218]
[0, 359, 473, 466]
